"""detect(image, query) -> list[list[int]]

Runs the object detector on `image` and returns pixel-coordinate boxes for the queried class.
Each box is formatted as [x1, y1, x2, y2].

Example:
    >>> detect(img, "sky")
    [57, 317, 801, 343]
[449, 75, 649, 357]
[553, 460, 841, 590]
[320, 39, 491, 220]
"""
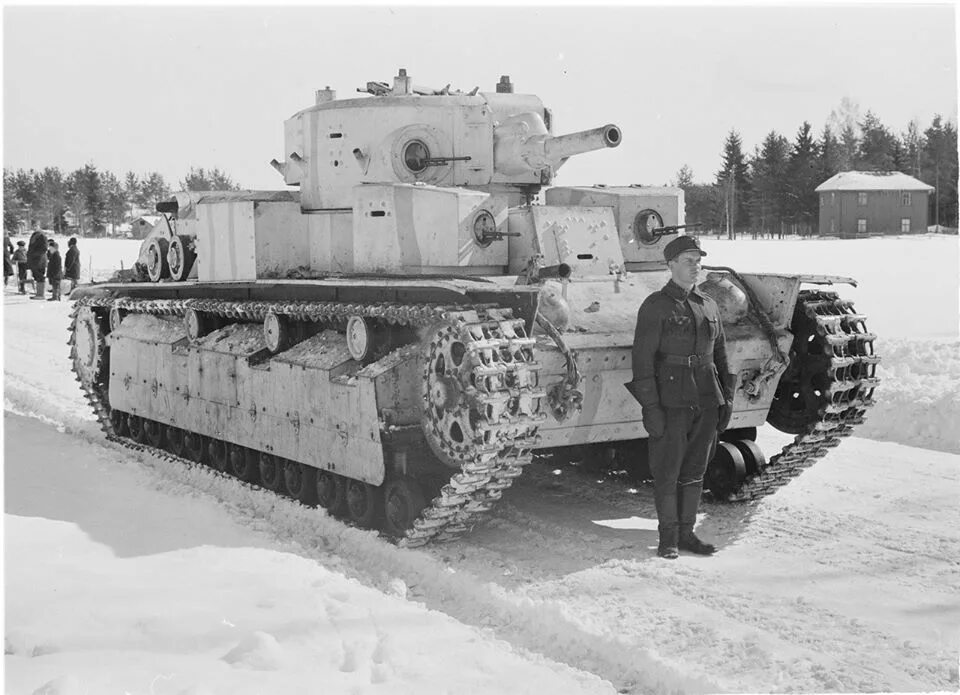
[3, 5, 958, 191]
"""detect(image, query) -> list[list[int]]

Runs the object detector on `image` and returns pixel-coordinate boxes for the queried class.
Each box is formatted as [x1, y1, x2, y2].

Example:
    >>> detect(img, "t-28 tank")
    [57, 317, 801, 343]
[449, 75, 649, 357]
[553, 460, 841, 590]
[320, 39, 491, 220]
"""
[70, 70, 879, 545]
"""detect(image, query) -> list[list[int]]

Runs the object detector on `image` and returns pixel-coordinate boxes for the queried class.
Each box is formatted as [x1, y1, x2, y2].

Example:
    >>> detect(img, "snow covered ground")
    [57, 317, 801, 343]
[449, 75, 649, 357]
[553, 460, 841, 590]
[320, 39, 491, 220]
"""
[4, 234, 959, 694]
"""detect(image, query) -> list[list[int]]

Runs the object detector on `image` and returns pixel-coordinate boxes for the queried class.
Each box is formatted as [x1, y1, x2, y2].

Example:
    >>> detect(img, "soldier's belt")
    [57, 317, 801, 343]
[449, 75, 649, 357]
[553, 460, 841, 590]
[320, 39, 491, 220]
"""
[657, 353, 714, 367]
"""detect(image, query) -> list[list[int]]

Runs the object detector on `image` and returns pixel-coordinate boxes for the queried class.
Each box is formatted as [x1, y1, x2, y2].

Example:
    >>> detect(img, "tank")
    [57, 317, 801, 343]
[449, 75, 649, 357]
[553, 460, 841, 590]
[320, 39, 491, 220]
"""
[69, 69, 880, 546]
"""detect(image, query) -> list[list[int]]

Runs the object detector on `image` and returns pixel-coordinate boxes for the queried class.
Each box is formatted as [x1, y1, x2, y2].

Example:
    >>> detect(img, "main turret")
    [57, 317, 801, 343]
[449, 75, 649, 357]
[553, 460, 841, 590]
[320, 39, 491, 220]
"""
[272, 68, 622, 211]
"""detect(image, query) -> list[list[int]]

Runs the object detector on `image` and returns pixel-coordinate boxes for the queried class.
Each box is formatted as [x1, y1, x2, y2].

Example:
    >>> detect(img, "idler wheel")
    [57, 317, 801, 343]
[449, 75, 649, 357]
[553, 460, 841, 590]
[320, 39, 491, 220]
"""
[143, 419, 166, 449]
[229, 446, 260, 483]
[109, 410, 128, 438]
[184, 432, 208, 464]
[127, 414, 148, 444]
[382, 478, 427, 537]
[263, 311, 293, 354]
[346, 480, 382, 528]
[346, 316, 376, 363]
[705, 441, 747, 500]
[284, 461, 318, 505]
[145, 237, 171, 283]
[167, 235, 196, 282]
[72, 306, 106, 387]
[259, 453, 284, 493]
[165, 426, 186, 457]
[207, 439, 229, 472]
[316, 471, 347, 516]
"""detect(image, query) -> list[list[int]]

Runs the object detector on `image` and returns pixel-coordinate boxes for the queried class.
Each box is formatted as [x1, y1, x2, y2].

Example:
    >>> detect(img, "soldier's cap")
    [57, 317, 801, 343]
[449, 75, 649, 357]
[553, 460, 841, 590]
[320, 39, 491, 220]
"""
[16, 241, 25, 246]
[663, 235, 707, 262]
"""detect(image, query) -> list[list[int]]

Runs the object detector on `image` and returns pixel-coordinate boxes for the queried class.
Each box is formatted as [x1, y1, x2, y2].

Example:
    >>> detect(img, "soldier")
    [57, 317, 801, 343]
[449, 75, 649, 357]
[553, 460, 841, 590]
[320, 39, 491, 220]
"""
[64, 237, 81, 294]
[627, 235, 733, 559]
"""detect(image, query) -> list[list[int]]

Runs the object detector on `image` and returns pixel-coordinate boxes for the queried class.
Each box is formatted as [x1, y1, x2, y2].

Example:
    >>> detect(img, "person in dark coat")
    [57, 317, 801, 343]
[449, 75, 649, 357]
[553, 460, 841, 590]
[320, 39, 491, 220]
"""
[12, 240, 28, 294]
[46, 239, 63, 301]
[626, 235, 733, 559]
[64, 237, 81, 294]
[27, 230, 48, 300]
[3, 234, 13, 285]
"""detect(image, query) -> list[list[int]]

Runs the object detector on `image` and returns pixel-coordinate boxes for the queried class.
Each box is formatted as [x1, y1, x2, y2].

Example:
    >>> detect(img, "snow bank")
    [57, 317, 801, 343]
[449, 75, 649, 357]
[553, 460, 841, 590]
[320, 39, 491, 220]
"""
[858, 337, 960, 453]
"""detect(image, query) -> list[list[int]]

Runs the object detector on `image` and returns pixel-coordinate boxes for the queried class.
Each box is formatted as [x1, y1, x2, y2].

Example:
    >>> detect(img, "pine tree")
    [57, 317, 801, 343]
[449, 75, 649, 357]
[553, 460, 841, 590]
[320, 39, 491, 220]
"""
[787, 121, 821, 232]
[857, 111, 897, 171]
[922, 116, 959, 228]
[748, 132, 790, 237]
[817, 125, 843, 185]
[715, 130, 751, 237]
[673, 164, 694, 189]
[179, 166, 240, 192]
[901, 119, 924, 178]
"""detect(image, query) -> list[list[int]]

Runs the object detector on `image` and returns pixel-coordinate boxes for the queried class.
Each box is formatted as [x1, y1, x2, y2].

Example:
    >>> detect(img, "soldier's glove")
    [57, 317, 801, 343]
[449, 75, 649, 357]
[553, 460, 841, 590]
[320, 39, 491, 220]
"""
[642, 405, 666, 439]
[717, 402, 733, 433]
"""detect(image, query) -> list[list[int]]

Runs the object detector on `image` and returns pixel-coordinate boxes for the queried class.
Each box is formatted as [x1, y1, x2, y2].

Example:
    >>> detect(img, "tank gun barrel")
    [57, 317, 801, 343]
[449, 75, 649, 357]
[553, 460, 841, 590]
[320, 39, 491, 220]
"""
[494, 113, 622, 176]
[543, 124, 622, 162]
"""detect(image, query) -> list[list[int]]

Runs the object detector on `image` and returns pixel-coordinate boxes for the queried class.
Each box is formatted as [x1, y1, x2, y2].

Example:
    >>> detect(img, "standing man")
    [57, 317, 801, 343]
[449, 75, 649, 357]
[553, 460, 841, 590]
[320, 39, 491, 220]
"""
[46, 239, 63, 301]
[3, 234, 13, 286]
[627, 236, 733, 559]
[13, 241, 28, 294]
[26, 229, 48, 300]
[64, 237, 81, 294]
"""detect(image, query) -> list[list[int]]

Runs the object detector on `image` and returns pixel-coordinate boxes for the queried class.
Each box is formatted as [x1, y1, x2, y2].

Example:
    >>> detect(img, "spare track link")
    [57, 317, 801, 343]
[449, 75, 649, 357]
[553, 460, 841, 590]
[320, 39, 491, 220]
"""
[69, 296, 543, 547]
[726, 289, 880, 502]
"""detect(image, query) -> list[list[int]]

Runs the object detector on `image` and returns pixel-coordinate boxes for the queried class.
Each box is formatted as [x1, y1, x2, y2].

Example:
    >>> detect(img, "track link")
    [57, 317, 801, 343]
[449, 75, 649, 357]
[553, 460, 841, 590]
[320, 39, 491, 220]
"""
[724, 289, 880, 502]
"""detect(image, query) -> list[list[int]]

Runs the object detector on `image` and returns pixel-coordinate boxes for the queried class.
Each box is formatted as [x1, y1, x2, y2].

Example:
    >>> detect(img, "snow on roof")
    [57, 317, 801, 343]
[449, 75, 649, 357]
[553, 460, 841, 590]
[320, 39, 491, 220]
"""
[135, 215, 162, 225]
[815, 170, 935, 192]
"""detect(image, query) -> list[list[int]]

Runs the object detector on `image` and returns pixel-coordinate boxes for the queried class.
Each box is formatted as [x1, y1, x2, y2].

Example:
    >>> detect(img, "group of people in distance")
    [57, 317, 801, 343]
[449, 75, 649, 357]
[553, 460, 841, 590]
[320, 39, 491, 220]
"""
[3, 230, 80, 300]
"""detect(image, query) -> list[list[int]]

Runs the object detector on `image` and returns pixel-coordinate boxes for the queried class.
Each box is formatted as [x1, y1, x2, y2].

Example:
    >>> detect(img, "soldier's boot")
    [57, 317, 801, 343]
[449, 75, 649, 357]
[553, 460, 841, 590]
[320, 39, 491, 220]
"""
[18, 279, 26, 294]
[654, 489, 680, 559]
[30, 280, 46, 300]
[678, 482, 716, 555]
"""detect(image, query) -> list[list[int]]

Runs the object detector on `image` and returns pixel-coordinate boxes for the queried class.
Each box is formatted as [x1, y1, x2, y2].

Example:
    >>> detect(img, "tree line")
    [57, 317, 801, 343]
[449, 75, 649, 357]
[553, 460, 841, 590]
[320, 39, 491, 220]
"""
[3, 166, 240, 236]
[676, 103, 958, 236]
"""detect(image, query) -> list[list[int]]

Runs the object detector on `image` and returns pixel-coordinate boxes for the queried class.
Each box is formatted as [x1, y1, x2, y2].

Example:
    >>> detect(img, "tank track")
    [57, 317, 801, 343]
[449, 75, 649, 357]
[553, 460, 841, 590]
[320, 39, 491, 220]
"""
[724, 289, 880, 502]
[68, 296, 543, 546]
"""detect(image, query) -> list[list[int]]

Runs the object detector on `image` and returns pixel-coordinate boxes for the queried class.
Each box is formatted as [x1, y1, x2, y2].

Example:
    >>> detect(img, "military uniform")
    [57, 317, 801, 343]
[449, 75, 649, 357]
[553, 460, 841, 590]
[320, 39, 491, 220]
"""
[627, 236, 733, 558]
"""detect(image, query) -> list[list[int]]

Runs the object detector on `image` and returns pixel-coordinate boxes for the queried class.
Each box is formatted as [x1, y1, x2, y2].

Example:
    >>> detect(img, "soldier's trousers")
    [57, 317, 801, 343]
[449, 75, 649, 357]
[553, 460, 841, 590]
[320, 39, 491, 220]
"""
[648, 405, 719, 533]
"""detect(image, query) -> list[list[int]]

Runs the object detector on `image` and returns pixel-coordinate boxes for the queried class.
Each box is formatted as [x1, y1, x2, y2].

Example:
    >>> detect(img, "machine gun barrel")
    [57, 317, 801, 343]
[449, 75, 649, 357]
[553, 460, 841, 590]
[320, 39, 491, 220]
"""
[543, 124, 622, 162]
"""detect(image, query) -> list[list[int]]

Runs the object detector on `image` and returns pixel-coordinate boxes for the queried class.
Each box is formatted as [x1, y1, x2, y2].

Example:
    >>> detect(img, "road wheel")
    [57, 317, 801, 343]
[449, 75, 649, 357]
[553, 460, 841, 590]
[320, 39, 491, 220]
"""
[228, 446, 260, 483]
[346, 480, 382, 528]
[184, 432, 207, 464]
[166, 426, 186, 457]
[316, 471, 347, 516]
[259, 453, 284, 493]
[109, 410, 128, 438]
[382, 478, 427, 537]
[705, 441, 747, 500]
[208, 439, 229, 472]
[143, 419, 165, 449]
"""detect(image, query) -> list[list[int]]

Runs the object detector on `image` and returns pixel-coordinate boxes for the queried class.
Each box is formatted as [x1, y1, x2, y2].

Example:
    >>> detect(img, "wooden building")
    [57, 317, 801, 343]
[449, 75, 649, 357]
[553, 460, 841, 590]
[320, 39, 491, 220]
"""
[815, 171, 934, 237]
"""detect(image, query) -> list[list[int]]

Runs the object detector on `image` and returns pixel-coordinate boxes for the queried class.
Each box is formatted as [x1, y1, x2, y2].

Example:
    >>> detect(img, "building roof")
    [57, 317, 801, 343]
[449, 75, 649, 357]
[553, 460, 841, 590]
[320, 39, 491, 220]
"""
[134, 215, 163, 225]
[815, 170, 934, 192]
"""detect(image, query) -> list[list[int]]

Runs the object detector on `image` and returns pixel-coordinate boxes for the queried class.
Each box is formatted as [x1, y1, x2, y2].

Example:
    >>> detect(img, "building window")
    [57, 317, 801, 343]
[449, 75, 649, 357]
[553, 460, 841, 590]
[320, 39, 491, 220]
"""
[901, 218, 911, 233]
[858, 192, 868, 206]
[831, 192, 836, 204]
[857, 219, 867, 234]
[901, 191, 912, 206]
